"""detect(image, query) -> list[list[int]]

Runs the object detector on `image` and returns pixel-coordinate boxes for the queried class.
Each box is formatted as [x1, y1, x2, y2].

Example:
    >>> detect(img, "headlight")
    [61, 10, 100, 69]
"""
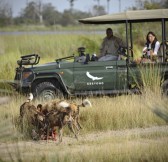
[22, 71, 33, 80]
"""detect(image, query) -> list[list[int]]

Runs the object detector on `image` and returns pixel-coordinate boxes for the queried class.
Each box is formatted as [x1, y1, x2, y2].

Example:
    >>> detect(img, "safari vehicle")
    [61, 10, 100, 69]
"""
[11, 9, 168, 100]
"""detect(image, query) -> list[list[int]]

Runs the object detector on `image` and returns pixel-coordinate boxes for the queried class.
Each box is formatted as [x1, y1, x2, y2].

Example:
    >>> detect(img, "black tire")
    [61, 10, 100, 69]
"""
[34, 82, 64, 101]
[162, 80, 168, 96]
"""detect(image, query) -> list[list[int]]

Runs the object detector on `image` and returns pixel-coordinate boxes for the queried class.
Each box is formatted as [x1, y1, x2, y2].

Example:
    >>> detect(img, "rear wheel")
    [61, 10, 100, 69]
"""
[34, 82, 64, 101]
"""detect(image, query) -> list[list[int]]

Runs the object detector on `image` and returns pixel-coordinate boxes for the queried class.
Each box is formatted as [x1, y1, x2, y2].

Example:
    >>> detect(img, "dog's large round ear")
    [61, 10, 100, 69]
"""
[37, 104, 43, 111]
[37, 104, 43, 108]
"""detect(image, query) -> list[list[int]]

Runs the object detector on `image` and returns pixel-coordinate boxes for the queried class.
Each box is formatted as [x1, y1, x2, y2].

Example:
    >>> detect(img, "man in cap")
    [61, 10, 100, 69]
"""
[99, 28, 125, 61]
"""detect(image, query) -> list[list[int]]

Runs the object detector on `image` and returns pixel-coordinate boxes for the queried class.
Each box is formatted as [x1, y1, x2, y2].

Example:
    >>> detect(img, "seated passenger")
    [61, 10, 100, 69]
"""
[99, 28, 125, 61]
[142, 31, 160, 62]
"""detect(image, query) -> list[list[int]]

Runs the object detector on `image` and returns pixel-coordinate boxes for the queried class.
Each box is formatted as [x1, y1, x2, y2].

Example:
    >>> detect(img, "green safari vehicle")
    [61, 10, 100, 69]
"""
[10, 9, 168, 100]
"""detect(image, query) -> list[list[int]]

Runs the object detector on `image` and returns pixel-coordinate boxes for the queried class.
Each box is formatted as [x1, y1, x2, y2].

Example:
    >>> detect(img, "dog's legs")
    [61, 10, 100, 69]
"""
[72, 117, 82, 135]
[76, 116, 82, 129]
[46, 127, 49, 142]
[58, 127, 63, 143]
[52, 127, 57, 141]
[68, 122, 78, 140]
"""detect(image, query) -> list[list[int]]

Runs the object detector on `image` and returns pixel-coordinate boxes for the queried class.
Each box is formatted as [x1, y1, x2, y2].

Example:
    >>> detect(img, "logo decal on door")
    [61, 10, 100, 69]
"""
[86, 71, 103, 81]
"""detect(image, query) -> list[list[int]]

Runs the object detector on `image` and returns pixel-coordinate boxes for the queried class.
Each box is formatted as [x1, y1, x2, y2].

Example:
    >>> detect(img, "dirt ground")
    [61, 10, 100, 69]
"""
[0, 125, 168, 161]
[0, 125, 168, 151]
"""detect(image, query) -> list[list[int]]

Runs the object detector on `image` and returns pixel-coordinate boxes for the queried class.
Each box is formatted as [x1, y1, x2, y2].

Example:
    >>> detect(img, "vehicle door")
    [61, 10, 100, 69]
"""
[116, 60, 128, 90]
[73, 60, 117, 91]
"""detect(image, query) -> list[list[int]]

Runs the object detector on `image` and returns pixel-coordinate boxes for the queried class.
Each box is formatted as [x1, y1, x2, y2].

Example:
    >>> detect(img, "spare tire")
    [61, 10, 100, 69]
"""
[35, 82, 63, 101]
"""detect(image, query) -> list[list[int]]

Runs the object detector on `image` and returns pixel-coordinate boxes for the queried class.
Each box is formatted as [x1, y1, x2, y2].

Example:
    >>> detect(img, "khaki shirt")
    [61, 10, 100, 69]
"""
[100, 36, 124, 56]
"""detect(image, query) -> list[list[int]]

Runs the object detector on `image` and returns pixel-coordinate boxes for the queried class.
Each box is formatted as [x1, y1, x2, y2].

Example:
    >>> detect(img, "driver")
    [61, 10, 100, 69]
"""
[99, 28, 125, 61]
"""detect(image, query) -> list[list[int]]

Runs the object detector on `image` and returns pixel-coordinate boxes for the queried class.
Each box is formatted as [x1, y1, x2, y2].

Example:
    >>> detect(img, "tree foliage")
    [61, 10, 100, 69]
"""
[144, 1, 162, 9]
[15, 1, 92, 26]
[42, 3, 61, 26]
[1, 0, 168, 27]
[135, 0, 168, 10]
[67, 0, 77, 10]
[0, 0, 12, 26]
[91, 5, 107, 16]
[164, 0, 168, 8]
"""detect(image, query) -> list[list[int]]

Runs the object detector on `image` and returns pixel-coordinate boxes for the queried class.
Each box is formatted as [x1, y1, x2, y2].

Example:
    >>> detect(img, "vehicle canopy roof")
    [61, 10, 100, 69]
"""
[79, 9, 168, 62]
[79, 9, 168, 24]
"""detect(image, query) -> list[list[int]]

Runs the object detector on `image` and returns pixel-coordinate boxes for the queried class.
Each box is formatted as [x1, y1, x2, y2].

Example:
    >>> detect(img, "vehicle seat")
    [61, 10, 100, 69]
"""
[91, 54, 98, 61]
[158, 41, 168, 62]
[98, 55, 118, 61]
[84, 54, 90, 64]
[75, 56, 86, 62]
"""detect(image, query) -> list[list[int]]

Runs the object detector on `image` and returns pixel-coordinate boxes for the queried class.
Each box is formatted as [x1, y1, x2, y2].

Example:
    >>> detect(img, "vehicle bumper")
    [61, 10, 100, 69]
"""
[7, 80, 31, 94]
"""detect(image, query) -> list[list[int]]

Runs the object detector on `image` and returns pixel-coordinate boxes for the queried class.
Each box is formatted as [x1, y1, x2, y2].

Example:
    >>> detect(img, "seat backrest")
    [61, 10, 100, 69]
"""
[157, 41, 168, 62]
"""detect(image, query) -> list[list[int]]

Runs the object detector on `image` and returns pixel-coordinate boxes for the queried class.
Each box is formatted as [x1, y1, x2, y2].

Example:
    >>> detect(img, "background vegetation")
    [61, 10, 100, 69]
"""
[0, 0, 168, 28]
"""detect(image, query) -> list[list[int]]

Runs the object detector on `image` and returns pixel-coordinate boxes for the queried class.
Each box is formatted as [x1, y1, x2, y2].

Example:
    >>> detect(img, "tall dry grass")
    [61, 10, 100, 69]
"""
[0, 91, 167, 139]
[0, 76, 168, 162]
[0, 90, 168, 161]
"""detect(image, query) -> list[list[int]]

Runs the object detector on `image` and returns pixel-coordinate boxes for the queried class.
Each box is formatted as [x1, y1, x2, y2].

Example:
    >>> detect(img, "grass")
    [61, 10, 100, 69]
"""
[0, 90, 167, 135]
[0, 34, 103, 81]
[0, 79, 168, 162]
[0, 24, 112, 32]
[0, 140, 163, 162]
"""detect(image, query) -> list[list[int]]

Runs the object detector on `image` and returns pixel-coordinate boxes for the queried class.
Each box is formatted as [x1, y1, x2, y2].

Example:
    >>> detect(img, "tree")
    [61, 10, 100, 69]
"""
[60, 9, 92, 26]
[163, 0, 168, 8]
[135, 0, 162, 10]
[107, 0, 110, 13]
[144, 1, 161, 9]
[20, 1, 39, 24]
[36, 0, 43, 24]
[0, 0, 12, 26]
[166, 1, 168, 7]
[91, 5, 106, 16]
[67, 0, 77, 10]
[61, 10, 75, 26]
[42, 3, 61, 25]
[20, 1, 43, 24]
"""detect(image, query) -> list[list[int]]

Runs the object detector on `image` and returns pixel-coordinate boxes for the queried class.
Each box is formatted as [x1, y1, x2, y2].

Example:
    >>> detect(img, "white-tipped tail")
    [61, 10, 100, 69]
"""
[26, 93, 33, 102]
[82, 99, 92, 107]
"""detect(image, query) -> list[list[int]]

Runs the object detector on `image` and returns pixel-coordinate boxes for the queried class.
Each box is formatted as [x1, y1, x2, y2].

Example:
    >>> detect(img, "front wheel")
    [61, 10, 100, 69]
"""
[34, 82, 64, 101]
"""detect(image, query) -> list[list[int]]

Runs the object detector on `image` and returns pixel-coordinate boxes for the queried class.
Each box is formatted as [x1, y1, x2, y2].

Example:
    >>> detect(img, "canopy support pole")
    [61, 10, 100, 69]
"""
[162, 18, 165, 62]
[130, 22, 133, 59]
[125, 20, 129, 60]
[126, 20, 130, 88]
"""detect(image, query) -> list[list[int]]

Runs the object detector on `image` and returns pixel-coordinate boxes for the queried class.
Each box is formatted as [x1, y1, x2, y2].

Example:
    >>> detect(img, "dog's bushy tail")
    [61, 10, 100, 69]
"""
[81, 99, 92, 108]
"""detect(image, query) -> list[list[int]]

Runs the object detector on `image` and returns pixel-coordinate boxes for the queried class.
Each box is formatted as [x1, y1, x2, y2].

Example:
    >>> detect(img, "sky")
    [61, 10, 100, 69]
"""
[7, 0, 136, 17]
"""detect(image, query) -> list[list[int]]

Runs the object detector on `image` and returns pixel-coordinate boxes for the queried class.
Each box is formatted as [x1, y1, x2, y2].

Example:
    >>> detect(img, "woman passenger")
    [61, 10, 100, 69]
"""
[142, 31, 160, 61]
